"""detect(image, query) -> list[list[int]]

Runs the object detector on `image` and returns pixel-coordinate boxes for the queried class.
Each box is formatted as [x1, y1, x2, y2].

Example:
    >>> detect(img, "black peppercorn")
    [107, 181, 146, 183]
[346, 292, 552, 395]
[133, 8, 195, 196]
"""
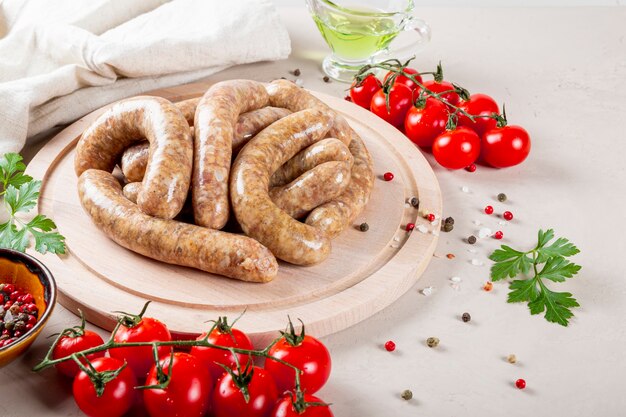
[359, 222, 369, 232]
[444, 216, 454, 225]
[293, 68, 301, 76]
[497, 193, 507, 202]
[323, 75, 330, 83]
[442, 223, 454, 232]
[410, 197, 419, 208]
[462, 312, 471, 322]
[401, 389, 413, 400]
[468, 235, 477, 244]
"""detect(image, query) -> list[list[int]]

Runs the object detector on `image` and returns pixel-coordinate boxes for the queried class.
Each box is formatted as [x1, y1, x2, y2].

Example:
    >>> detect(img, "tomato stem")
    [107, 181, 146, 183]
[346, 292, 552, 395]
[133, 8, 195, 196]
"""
[33, 304, 305, 403]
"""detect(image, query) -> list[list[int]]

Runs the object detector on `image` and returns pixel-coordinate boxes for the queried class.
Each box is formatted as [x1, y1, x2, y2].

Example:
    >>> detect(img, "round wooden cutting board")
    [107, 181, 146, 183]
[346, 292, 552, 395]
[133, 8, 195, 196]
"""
[26, 81, 442, 345]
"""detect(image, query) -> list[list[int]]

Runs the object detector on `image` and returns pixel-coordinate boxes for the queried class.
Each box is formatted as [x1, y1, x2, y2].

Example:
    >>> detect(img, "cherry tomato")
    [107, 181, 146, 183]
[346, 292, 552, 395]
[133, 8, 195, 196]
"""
[383, 67, 422, 92]
[189, 318, 254, 383]
[213, 365, 278, 417]
[422, 79, 459, 107]
[265, 326, 331, 395]
[110, 316, 172, 379]
[143, 353, 212, 417]
[72, 357, 137, 417]
[53, 330, 105, 378]
[271, 394, 334, 417]
[349, 74, 382, 109]
[404, 98, 449, 147]
[457, 93, 500, 137]
[482, 125, 531, 168]
[432, 127, 481, 169]
[370, 83, 413, 128]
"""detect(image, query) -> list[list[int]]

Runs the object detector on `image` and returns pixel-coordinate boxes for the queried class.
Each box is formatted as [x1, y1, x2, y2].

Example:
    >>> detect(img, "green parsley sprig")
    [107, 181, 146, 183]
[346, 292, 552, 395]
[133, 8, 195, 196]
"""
[0, 153, 66, 254]
[489, 229, 581, 326]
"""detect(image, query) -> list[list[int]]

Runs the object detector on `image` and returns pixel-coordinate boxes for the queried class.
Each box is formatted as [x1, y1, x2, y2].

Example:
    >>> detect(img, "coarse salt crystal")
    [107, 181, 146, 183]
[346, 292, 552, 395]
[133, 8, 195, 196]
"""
[471, 259, 484, 266]
[467, 248, 477, 253]
[450, 276, 462, 283]
[420, 286, 434, 296]
[461, 186, 470, 193]
[478, 227, 492, 238]
[417, 225, 429, 234]
[405, 203, 411, 208]
[498, 221, 506, 225]
[295, 78, 304, 86]
[473, 220, 481, 226]
[393, 237, 400, 242]
[431, 230, 439, 236]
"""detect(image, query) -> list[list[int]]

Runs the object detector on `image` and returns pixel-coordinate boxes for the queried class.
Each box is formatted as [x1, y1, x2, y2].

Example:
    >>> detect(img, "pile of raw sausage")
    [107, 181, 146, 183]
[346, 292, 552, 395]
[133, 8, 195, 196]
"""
[74, 79, 374, 283]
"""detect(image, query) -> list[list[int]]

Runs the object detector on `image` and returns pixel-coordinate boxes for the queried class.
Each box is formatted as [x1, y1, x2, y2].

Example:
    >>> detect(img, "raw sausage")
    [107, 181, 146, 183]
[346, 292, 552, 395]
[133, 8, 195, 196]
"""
[306, 131, 375, 238]
[193, 80, 270, 229]
[269, 160, 352, 219]
[270, 138, 353, 187]
[122, 182, 141, 203]
[78, 169, 278, 282]
[120, 107, 290, 183]
[230, 108, 334, 265]
[74, 96, 193, 220]
[265, 79, 353, 146]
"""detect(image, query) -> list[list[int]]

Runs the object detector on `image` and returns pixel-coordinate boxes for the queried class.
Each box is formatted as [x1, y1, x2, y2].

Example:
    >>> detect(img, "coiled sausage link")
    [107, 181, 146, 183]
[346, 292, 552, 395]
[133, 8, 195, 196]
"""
[74, 96, 193, 220]
[193, 80, 270, 229]
[78, 170, 278, 282]
[230, 108, 334, 265]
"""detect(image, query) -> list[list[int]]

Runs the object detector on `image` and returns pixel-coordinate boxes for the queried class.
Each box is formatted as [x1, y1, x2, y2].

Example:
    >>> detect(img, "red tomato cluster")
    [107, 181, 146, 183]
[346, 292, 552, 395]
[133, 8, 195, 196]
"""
[52, 314, 333, 417]
[349, 67, 531, 170]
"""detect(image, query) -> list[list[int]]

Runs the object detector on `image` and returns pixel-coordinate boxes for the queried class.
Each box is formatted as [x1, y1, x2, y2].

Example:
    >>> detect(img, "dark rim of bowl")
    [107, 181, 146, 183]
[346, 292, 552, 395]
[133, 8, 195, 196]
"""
[0, 248, 57, 351]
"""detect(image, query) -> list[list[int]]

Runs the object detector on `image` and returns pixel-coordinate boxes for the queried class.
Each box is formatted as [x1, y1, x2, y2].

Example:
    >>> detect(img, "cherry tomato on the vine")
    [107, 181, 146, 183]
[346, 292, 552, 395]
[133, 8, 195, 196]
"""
[213, 365, 279, 417]
[349, 74, 382, 109]
[370, 83, 413, 128]
[72, 357, 137, 417]
[457, 93, 500, 137]
[264, 321, 331, 395]
[271, 394, 334, 417]
[422, 79, 460, 107]
[143, 353, 212, 417]
[482, 125, 531, 168]
[109, 314, 172, 379]
[404, 97, 449, 147]
[189, 317, 254, 383]
[53, 329, 105, 378]
[383, 67, 422, 92]
[432, 127, 481, 169]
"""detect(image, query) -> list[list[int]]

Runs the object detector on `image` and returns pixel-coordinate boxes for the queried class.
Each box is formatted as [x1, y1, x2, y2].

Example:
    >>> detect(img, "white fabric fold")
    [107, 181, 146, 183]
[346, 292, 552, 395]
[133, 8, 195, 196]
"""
[0, 0, 291, 155]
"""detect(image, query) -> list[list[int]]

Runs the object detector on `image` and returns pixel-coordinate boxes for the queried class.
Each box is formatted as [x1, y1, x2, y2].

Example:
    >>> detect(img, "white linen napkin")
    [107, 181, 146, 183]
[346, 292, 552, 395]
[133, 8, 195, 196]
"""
[0, 0, 291, 155]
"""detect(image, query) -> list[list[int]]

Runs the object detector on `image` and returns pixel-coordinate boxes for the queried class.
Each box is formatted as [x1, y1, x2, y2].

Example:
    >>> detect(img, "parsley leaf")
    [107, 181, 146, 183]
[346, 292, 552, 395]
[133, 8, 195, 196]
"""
[0, 153, 33, 192]
[489, 229, 582, 326]
[0, 153, 66, 255]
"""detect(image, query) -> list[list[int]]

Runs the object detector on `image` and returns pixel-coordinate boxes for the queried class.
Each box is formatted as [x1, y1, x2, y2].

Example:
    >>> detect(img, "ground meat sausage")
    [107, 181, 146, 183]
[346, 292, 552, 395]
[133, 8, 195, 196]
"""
[74, 96, 193, 220]
[78, 169, 278, 282]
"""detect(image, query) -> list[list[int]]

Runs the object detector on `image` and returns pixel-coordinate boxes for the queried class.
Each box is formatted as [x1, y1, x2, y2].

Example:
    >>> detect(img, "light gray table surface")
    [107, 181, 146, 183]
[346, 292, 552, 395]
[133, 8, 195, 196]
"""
[3, 6, 626, 417]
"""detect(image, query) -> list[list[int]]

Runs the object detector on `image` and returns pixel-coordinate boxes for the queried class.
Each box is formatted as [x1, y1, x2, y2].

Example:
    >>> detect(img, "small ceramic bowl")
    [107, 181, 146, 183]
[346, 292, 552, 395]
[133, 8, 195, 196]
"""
[0, 249, 57, 367]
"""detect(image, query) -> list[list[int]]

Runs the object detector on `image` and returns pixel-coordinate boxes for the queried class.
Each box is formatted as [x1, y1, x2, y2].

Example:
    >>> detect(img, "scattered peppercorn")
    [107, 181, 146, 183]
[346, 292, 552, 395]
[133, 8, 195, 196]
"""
[359, 222, 369, 232]
[465, 163, 477, 172]
[446, 253, 455, 259]
[507, 354, 517, 364]
[467, 235, 477, 244]
[503, 211, 513, 221]
[426, 213, 435, 222]
[442, 223, 454, 233]
[426, 337, 440, 348]
[494, 231, 504, 239]
[401, 390, 413, 400]
[515, 379, 526, 389]
[323, 75, 330, 83]
[483, 281, 493, 291]
[384, 340, 396, 352]
[444, 217, 454, 225]
[410, 197, 419, 208]
[292, 68, 301, 76]
[497, 193, 507, 202]
[406, 223, 415, 232]
[484, 205, 494, 215]
[462, 312, 471, 322]
[383, 172, 394, 181]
